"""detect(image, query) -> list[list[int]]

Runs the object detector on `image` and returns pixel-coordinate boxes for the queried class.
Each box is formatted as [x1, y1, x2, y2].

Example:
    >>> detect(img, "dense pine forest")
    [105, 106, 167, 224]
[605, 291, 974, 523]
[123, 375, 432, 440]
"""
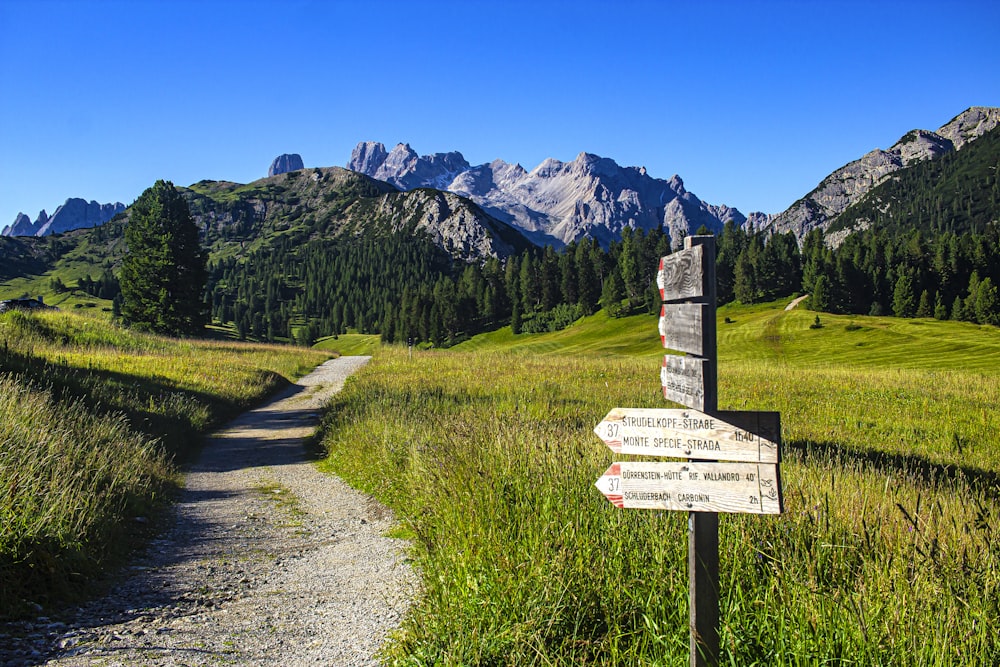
[202, 222, 806, 346]
[802, 225, 1000, 323]
[204, 214, 1000, 346]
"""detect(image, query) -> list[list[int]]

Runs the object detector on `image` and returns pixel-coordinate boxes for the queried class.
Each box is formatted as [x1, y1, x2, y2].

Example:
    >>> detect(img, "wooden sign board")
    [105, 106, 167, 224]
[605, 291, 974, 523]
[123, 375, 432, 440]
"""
[661, 354, 706, 411]
[595, 461, 783, 514]
[594, 407, 780, 463]
[657, 245, 705, 302]
[659, 303, 706, 356]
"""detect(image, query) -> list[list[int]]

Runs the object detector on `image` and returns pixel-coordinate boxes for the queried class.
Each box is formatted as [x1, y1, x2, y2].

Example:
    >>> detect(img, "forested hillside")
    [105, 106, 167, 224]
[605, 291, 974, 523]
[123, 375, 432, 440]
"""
[801, 224, 1000, 323]
[831, 124, 1000, 237]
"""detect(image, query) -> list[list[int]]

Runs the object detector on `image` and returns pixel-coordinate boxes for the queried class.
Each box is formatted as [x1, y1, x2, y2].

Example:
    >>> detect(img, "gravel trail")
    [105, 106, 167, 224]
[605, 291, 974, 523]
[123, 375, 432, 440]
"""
[1, 356, 416, 666]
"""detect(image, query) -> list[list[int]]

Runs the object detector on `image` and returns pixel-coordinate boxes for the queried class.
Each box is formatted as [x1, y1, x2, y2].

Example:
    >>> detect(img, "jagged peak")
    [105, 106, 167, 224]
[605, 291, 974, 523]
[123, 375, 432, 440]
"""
[390, 142, 417, 156]
[342, 141, 744, 248]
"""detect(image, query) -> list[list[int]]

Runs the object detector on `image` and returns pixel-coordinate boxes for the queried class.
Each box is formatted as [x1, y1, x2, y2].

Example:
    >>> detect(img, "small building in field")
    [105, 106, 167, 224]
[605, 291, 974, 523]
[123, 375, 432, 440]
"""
[0, 296, 59, 314]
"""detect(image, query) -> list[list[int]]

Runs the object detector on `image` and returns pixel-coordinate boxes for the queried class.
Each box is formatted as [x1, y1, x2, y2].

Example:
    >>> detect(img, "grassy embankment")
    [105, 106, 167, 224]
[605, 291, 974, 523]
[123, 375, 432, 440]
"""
[0, 309, 331, 618]
[317, 302, 1000, 665]
[313, 332, 381, 357]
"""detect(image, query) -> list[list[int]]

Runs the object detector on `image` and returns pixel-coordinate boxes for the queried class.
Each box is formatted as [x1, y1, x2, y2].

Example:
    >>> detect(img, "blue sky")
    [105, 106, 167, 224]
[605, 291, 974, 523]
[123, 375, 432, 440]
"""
[2, 0, 998, 229]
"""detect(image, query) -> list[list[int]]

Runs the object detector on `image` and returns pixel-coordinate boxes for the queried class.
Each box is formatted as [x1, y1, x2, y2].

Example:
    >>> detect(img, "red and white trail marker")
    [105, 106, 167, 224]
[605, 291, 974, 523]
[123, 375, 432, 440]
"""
[595, 461, 782, 515]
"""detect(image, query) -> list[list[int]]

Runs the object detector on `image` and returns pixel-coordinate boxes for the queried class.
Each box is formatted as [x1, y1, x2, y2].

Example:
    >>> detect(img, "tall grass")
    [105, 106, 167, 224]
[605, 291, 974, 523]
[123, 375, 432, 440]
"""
[318, 346, 999, 664]
[0, 376, 171, 613]
[0, 309, 331, 617]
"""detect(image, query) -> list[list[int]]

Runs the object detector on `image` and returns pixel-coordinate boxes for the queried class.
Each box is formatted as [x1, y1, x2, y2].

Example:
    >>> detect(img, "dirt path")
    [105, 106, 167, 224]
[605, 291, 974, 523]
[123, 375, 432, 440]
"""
[1, 356, 416, 666]
[785, 294, 809, 311]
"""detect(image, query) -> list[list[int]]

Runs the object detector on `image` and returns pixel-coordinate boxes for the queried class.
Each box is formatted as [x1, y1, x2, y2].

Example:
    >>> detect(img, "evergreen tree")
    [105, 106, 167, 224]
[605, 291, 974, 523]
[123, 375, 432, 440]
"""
[121, 180, 208, 335]
[733, 249, 757, 304]
[810, 275, 830, 312]
[975, 277, 999, 325]
[934, 291, 949, 320]
[916, 289, 933, 318]
[964, 271, 982, 323]
[575, 240, 600, 315]
[951, 295, 966, 322]
[600, 264, 626, 316]
[519, 254, 540, 313]
[893, 270, 917, 318]
[618, 227, 644, 302]
[715, 220, 743, 305]
[510, 298, 523, 334]
[540, 245, 561, 310]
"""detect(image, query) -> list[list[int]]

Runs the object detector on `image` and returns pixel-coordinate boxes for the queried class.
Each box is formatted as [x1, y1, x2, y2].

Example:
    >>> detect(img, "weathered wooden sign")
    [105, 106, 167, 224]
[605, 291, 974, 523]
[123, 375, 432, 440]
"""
[597, 236, 784, 666]
[595, 461, 782, 514]
[659, 303, 707, 355]
[657, 244, 705, 302]
[661, 354, 706, 410]
[594, 407, 780, 463]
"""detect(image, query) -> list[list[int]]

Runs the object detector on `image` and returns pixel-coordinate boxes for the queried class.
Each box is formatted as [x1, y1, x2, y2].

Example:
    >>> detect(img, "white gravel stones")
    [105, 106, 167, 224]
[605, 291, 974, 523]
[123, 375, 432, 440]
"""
[1, 356, 416, 666]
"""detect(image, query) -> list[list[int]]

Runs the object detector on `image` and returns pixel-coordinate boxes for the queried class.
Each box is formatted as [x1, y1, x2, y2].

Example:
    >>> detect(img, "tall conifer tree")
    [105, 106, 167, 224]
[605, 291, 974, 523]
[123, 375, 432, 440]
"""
[121, 180, 208, 335]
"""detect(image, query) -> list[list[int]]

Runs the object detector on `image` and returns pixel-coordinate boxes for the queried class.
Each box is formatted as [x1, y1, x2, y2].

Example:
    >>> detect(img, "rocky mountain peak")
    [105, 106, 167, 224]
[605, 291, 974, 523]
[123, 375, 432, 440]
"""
[891, 129, 954, 165]
[768, 106, 1000, 241]
[348, 142, 389, 175]
[936, 106, 1000, 150]
[3, 201, 122, 237]
[347, 141, 751, 248]
[668, 175, 686, 195]
[268, 154, 304, 177]
[350, 142, 471, 192]
[5, 213, 35, 237]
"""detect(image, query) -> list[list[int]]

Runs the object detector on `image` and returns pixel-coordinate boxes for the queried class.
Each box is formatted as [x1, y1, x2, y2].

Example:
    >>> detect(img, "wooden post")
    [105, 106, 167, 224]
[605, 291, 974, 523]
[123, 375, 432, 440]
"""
[684, 235, 719, 667]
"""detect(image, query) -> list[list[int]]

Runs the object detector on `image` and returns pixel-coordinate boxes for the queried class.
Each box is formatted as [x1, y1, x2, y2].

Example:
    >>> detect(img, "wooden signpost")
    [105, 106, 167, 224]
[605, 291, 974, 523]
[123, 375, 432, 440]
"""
[595, 461, 782, 513]
[661, 354, 708, 411]
[659, 303, 707, 355]
[594, 407, 780, 463]
[594, 235, 783, 667]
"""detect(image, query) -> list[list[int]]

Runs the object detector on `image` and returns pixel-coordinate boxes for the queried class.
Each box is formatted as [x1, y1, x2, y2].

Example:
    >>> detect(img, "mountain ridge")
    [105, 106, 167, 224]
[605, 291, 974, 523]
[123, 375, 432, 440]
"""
[2, 199, 125, 238]
[348, 142, 759, 248]
[768, 106, 1000, 241]
[184, 166, 530, 263]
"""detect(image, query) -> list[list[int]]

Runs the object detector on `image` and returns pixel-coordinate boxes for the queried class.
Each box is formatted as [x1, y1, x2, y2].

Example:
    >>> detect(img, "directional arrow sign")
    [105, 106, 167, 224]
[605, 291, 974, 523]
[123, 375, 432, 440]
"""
[594, 408, 780, 463]
[595, 461, 782, 514]
[657, 245, 705, 302]
[659, 303, 707, 355]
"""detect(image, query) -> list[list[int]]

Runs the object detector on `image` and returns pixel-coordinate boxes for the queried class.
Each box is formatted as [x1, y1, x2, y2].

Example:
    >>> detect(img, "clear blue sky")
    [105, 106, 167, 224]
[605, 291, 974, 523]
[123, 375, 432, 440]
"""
[2, 0, 998, 229]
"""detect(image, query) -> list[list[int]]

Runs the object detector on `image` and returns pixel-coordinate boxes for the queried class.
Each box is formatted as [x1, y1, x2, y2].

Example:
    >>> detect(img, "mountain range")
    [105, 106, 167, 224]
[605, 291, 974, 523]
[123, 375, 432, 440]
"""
[4, 106, 998, 255]
[2, 199, 125, 238]
[347, 142, 764, 248]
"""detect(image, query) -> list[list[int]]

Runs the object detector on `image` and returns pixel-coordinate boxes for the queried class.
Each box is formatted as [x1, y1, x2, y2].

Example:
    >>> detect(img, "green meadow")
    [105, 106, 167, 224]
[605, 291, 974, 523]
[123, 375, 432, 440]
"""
[0, 310, 330, 617]
[317, 301, 1000, 665]
[313, 332, 382, 357]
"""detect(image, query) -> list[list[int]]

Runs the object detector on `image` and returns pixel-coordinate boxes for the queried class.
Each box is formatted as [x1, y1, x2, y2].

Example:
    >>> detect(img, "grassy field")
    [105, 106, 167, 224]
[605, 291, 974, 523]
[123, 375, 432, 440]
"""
[318, 302, 1000, 665]
[0, 309, 331, 618]
[313, 332, 381, 356]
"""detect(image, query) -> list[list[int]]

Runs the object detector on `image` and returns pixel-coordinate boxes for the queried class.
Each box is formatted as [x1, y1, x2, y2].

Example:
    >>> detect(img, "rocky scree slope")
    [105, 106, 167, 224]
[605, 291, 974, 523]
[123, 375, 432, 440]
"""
[767, 106, 1000, 242]
[348, 141, 760, 248]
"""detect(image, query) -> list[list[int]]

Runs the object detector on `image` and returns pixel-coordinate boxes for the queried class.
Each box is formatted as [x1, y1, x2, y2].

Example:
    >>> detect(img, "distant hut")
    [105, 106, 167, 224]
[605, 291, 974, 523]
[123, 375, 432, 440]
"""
[0, 296, 58, 314]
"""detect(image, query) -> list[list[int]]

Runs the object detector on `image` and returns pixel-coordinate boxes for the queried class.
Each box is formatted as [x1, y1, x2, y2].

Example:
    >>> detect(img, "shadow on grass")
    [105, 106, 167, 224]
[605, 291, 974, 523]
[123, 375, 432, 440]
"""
[787, 438, 1000, 493]
[0, 344, 291, 463]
